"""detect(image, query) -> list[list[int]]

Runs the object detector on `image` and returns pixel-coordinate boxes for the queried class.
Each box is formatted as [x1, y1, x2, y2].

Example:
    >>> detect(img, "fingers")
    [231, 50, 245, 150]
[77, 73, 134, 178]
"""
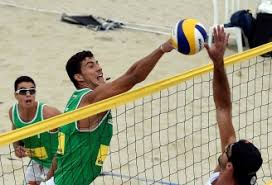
[225, 33, 230, 46]
[19, 146, 26, 153]
[217, 25, 223, 41]
[219, 26, 224, 42]
[213, 25, 228, 44]
[15, 150, 24, 158]
[213, 25, 223, 43]
[204, 43, 210, 51]
[213, 27, 218, 43]
[221, 27, 226, 42]
[204, 43, 212, 58]
[15, 146, 27, 158]
[217, 26, 224, 42]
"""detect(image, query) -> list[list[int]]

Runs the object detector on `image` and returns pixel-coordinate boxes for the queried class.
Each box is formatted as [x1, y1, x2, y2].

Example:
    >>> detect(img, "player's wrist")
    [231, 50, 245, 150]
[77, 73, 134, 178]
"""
[160, 44, 166, 53]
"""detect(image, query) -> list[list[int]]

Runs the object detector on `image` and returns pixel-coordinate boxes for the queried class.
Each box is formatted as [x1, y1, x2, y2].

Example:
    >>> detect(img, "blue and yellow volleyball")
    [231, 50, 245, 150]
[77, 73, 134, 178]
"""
[171, 18, 208, 55]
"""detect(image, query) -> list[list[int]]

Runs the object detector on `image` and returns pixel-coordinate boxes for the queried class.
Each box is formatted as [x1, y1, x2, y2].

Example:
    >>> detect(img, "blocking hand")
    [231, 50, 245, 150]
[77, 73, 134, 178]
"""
[204, 26, 229, 65]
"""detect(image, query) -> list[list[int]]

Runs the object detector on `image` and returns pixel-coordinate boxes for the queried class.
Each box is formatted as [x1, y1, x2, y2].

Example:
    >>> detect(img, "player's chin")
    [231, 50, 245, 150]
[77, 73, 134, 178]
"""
[23, 102, 35, 108]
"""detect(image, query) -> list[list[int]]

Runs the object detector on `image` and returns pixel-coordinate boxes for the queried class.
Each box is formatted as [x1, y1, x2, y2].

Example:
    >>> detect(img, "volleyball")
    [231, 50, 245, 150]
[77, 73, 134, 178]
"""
[171, 18, 208, 55]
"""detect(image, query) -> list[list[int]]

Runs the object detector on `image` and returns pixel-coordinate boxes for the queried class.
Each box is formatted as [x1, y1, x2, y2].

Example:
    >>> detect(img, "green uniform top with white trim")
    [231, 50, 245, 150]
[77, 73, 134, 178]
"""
[12, 102, 58, 168]
[54, 88, 113, 185]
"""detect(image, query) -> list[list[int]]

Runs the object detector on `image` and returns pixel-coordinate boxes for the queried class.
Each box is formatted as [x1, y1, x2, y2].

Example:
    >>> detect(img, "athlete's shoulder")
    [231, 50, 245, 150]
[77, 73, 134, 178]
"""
[78, 88, 95, 107]
[43, 105, 62, 119]
[8, 106, 12, 114]
[8, 103, 16, 113]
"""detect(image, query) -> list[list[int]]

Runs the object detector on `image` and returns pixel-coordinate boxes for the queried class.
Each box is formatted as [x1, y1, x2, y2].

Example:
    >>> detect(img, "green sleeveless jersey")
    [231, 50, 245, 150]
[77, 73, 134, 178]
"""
[54, 88, 113, 185]
[12, 102, 58, 168]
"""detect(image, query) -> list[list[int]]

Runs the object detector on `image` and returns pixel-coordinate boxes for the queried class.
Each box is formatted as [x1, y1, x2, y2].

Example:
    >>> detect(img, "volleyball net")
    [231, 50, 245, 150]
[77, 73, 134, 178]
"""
[0, 43, 272, 185]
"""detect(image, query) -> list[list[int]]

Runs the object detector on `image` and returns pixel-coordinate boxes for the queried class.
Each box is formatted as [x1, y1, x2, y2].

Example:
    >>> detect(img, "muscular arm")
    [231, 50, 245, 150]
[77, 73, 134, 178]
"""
[205, 26, 235, 172]
[213, 58, 235, 151]
[78, 40, 174, 130]
[206, 26, 236, 152]
[85, 40, 173, 104]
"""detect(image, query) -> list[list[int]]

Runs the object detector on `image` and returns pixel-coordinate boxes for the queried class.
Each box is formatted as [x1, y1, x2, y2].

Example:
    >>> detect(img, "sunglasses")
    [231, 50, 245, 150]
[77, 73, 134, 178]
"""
[218, 143, 234, 168]
[15, 88, 36, 95]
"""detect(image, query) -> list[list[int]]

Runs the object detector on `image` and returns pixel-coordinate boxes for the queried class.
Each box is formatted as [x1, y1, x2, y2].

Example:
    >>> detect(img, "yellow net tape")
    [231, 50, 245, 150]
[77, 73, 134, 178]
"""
[0, 42, 271, 147]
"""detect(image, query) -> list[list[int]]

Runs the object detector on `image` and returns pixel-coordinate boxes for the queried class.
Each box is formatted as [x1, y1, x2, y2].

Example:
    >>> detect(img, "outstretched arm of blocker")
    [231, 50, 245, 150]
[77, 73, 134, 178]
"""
[205, 26, 236, 153]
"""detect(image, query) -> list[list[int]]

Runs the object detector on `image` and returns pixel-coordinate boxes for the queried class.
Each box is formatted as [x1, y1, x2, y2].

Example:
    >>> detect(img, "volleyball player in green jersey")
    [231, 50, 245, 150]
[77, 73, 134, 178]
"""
[43, 39, 174, 185]
[9, 76, 61, 185]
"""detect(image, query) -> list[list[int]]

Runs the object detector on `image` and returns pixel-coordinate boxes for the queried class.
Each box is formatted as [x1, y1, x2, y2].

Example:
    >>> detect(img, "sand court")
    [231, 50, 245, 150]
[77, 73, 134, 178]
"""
[0, 0, 271, 184]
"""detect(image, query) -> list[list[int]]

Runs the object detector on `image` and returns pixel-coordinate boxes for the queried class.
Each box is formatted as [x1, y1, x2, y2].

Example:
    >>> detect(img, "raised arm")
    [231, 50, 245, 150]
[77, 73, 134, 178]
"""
[205, 26, 236, 153]
[83, 39, 174, 104]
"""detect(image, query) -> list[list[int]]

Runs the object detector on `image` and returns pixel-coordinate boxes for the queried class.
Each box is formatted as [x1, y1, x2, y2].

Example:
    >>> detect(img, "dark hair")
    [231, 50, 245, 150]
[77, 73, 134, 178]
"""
[66, 50, 94, 88]
[14, 76, 36, 91]
[229, 140, 262, 185]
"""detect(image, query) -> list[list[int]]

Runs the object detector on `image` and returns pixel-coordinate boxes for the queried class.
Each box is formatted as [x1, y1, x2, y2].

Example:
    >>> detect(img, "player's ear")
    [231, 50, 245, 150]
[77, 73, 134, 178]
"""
[74, 74, 84, 83]
[226, 162, 234, 171]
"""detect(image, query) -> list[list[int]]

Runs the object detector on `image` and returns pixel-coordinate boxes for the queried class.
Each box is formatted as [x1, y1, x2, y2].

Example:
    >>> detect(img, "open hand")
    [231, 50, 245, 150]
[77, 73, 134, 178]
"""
[15, 146, 27, 158]
[204, 26, 229, 65]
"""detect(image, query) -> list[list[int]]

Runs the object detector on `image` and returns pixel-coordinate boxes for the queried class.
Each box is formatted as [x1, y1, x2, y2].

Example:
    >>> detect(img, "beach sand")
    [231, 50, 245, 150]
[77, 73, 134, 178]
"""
[0, 0, 271, 184]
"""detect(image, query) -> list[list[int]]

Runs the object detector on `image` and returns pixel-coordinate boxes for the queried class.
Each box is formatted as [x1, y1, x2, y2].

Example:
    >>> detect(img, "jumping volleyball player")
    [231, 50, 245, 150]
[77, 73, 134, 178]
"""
[41, 21, 262, 185]
[43, 39, 174, 185]
[10, 76, 61, 185]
